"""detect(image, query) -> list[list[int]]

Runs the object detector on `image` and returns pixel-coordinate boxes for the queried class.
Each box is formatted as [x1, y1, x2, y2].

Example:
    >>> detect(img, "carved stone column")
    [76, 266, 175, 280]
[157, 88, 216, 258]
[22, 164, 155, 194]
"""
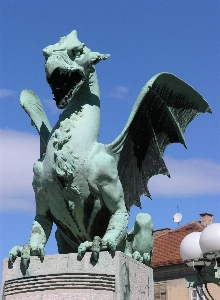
[1, 251, 153, 300]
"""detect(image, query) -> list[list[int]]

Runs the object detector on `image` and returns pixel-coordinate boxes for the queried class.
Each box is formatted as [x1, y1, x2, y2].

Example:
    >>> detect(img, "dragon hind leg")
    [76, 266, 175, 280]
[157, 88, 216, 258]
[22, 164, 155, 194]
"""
[123, 213, 154, 266]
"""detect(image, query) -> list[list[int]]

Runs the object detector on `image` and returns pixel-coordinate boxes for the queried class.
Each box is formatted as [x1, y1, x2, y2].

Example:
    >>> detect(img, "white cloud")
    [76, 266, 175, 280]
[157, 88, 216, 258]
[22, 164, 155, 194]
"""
[0, 129, 39, 212]
[44, 98, 59, 115]
[148, 156, 220, 197]
[0, 89, 17, 98]
[108, 86, 129, 99]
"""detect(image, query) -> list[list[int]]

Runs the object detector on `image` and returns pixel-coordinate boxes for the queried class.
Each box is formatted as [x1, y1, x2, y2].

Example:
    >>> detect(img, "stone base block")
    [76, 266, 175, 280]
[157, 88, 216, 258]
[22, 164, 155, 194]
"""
[1, 251, 153, 299]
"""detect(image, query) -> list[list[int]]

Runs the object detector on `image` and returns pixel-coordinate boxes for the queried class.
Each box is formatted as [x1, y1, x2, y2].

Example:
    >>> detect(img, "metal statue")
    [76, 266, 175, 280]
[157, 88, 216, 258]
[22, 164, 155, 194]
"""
[9, 30, 211, 269]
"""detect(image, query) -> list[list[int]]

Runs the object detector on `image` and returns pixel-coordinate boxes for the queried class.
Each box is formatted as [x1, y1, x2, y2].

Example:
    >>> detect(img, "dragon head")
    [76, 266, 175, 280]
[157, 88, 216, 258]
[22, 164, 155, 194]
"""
[43, 30, 110, 109]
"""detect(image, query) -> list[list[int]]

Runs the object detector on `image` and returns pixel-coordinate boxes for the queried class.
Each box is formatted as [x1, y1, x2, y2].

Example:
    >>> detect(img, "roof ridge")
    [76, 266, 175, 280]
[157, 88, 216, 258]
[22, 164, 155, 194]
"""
[171, 220, 204, 232]
[154, 231, 170, 239]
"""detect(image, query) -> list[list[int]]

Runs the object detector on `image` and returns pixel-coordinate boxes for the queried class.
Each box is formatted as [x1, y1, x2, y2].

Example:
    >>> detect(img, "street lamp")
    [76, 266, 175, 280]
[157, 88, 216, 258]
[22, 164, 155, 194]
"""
[180, 223, 220, 300]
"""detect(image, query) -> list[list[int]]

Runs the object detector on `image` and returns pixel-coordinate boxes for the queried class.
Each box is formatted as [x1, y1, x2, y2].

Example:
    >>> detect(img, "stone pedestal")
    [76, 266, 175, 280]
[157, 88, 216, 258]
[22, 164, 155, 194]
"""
[1, 251, 153, 300]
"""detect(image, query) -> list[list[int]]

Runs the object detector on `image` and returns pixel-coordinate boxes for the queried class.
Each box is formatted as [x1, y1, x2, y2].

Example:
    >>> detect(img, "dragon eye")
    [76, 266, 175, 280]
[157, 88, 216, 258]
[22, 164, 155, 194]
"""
[71, 48, 84, 58]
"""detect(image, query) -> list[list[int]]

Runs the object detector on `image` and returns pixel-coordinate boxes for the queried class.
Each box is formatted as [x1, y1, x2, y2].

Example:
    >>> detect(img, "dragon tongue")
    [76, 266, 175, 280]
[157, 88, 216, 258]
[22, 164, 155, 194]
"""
[58, 97, 67, 108]
[58, 88, 74, 108]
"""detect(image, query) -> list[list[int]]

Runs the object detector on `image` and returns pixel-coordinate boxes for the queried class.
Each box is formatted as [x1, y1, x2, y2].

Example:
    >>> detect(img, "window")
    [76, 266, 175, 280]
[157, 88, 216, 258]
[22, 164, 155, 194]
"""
[154, 282, 167, 300]
[190, 286, 205, 300]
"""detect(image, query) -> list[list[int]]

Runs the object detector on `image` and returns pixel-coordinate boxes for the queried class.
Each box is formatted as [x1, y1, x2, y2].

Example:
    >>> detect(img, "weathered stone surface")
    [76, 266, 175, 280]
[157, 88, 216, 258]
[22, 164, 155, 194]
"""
[2, 251, 153, 299]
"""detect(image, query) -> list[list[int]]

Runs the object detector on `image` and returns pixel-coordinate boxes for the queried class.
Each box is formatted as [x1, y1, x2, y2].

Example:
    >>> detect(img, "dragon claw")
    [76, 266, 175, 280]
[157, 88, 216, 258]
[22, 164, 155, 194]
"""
[107, 239, 117, 252]
[142, 252, 151, 266]
[78, 245, 86, 259]
[91, 236, 102, 261]
[132, 251, 141, 261]
[21, 244, 31, 271]
[9, 243, 46, 270]
[37, 244, 45, 259]
[78, 241, 93, 259]
[9, 246, 23, 264]
[130, 251, 151, 266]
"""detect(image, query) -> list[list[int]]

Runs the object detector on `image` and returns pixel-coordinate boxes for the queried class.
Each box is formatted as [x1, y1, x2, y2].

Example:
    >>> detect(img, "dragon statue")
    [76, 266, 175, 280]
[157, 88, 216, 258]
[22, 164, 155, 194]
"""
[9, 30, 211, 269]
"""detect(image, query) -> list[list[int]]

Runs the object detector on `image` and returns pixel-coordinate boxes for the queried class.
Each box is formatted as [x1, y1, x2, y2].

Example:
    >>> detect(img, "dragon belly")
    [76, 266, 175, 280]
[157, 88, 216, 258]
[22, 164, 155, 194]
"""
[48, 175, 92, 244]
[33, 152, 91, 244]
[46, 175, 110, 247]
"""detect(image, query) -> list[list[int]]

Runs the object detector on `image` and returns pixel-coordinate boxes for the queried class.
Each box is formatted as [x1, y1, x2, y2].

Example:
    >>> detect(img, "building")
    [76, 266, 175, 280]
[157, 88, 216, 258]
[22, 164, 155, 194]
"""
[151, 213, 219, 300]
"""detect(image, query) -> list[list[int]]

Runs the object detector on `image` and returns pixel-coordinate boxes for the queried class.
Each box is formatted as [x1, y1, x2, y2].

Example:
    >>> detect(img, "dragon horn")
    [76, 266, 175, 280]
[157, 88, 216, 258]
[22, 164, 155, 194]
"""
[90, 52, 111, 65]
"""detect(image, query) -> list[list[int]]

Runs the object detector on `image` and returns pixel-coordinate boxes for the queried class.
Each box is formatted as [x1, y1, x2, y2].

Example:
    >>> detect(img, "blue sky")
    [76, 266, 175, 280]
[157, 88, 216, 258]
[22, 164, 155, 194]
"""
[0, 0, 220, 280]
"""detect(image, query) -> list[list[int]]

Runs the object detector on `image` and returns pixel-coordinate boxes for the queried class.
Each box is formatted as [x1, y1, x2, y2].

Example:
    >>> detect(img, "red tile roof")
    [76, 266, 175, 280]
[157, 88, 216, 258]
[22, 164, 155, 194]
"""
[151, 221, 205, 268]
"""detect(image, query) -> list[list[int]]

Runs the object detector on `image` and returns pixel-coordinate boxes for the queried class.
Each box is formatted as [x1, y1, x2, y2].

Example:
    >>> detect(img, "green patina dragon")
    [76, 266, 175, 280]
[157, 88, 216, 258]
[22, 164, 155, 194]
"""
[9, 30, 211, 269]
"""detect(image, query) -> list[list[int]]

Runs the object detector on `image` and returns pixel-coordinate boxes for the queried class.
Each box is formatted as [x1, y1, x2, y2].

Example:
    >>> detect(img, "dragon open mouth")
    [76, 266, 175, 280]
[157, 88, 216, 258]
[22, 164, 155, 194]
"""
[47, 68, 84, 108]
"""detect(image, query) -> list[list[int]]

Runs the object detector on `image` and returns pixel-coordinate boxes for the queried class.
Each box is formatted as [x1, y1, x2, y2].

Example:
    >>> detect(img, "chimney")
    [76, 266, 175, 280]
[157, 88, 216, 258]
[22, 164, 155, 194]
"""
[199, 213, 213, 226]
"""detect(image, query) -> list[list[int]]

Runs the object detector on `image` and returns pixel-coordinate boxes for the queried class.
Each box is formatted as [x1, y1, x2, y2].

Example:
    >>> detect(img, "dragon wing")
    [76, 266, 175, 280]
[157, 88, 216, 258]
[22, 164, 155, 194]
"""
[106, 73, 211, 210]
[20, 90, 52, 156]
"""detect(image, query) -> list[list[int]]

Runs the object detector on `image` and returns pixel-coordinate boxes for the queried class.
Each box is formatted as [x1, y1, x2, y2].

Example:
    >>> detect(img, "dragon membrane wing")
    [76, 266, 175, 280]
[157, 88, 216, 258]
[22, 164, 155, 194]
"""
[106, 73, 211, 210]
[20, 90, 52, 156]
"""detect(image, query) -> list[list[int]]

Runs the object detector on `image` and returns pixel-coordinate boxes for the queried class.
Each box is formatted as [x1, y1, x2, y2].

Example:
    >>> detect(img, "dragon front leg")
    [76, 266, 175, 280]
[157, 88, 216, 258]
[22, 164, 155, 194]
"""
[101, 211, 129, 252]
[82, 149, 129, 260]
[9, 216, 52, 271]
[78, 211, 128, 261]
[9, 187, 53, 272]
[97, 162, 129, 253]
[28, 217, 52, 257]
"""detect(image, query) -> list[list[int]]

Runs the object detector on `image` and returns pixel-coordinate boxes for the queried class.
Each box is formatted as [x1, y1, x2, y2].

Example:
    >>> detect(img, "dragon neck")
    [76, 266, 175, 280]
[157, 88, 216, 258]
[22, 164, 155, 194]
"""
[75, 69, 100, 105]
[56, 69, 100, 148]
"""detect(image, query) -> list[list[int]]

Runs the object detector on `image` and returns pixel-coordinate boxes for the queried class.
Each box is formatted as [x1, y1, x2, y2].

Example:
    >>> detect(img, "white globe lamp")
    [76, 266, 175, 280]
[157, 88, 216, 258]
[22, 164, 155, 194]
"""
[200, 223, 220, 260]
[179, 223, 220, 293]
[180, 232, 204, 267]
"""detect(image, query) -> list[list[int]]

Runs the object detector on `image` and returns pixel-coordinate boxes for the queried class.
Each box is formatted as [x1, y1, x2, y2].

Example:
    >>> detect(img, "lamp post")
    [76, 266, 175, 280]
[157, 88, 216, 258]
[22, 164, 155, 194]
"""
[180, 223, 220, 300]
